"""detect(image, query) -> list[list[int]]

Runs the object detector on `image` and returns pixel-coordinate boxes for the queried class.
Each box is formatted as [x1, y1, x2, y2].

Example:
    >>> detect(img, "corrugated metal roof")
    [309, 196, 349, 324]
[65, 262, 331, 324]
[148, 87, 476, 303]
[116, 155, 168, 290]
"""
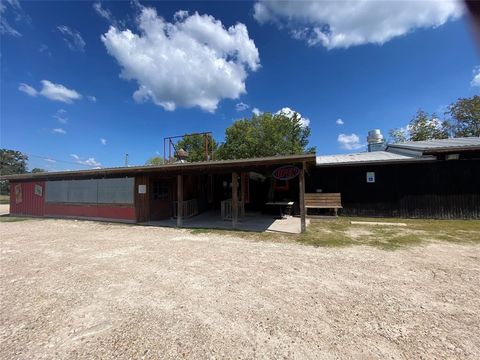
[316, 151, 433, 167]
[2, 153, 316, 181]
[388, 137, 480, 152]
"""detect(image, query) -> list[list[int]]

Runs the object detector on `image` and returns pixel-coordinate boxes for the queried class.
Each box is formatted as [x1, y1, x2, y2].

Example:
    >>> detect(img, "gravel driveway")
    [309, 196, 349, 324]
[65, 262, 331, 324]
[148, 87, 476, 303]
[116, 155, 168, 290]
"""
[1, 218, 479, 359]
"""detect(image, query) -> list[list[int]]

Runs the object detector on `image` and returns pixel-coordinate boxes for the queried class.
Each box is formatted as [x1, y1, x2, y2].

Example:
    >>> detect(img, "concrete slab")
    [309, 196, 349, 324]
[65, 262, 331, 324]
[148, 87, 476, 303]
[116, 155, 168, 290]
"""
[145, 211, 308, 234]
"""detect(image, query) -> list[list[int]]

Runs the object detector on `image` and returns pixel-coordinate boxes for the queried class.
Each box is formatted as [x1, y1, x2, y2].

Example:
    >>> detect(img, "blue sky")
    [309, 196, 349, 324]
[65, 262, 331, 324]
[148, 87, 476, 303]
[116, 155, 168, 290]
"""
[1, 0, 478, 171]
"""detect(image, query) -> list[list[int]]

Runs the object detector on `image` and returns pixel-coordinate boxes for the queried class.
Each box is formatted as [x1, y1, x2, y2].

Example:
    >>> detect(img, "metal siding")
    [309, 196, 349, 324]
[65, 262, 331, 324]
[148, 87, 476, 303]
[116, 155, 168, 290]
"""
[67, 179, 98, 203]
[45, 181, 69, 202]
[97, 178, 134, 204]
[10, 181, 45, 216]
[44, 203, 135, 220]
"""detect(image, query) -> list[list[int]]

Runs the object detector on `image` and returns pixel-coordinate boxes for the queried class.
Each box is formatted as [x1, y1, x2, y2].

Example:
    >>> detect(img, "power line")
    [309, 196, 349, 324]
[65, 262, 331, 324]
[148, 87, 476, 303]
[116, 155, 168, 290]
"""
[26, 153, 103, 168]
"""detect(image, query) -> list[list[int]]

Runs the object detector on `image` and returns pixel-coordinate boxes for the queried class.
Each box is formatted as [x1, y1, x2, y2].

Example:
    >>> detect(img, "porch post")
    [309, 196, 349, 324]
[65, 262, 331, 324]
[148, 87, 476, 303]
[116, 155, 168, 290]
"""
[240, 172, 246, 217]
[232, 172, 238, 229]
[299, 162, 306, 233]
[177, 174, 183, 227]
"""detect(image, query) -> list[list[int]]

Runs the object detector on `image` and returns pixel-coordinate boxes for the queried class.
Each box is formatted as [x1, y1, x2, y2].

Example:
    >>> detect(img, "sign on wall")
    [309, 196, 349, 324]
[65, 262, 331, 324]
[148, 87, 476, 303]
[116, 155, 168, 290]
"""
[34, 184, 43, 196]
[366, 172, 375, 183]
[15, 184, 22, 204]
[138, 184, 147, 194]
[272, 165, 301, 181]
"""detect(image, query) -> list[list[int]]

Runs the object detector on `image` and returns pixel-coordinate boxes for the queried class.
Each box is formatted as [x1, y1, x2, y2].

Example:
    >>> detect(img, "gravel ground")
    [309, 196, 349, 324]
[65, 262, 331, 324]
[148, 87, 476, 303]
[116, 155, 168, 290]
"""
[1, 218, 479, 359]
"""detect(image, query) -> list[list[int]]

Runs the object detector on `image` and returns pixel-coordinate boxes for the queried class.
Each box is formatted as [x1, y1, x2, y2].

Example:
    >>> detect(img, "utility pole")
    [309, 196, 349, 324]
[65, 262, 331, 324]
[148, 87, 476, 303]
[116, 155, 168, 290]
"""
[125, 153, 129, 167]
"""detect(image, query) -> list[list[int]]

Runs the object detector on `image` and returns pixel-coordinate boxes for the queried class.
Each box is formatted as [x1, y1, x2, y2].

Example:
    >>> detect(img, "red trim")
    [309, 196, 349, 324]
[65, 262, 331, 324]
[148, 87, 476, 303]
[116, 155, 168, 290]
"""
[45, 203, 135, 221]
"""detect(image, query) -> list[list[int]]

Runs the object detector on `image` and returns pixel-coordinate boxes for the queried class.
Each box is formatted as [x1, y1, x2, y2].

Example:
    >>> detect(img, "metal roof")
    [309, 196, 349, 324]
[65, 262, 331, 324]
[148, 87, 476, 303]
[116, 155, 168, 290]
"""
[2, 153, 316, 181]
[387, 137, 480, 153]
[316, 151, 433, 167]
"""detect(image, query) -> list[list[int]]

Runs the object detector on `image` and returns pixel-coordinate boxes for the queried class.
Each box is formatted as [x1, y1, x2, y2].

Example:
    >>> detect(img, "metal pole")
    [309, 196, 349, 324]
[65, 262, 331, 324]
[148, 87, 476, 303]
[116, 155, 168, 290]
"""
[125, 153, 128, 167]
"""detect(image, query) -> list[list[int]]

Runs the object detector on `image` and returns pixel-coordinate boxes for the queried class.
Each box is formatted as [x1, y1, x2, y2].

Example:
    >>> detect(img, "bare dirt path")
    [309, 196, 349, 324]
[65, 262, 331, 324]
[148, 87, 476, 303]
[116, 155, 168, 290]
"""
[1, 219, 479, 359]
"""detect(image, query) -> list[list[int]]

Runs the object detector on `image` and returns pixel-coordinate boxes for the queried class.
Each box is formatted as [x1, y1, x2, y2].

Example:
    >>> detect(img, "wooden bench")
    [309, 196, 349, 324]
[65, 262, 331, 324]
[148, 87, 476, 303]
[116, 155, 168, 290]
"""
[305, 193, 342, 216]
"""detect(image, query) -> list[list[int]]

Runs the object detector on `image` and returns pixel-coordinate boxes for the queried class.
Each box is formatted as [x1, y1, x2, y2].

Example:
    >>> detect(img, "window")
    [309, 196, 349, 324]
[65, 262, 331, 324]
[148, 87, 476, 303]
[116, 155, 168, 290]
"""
[153, 181, 169, 200]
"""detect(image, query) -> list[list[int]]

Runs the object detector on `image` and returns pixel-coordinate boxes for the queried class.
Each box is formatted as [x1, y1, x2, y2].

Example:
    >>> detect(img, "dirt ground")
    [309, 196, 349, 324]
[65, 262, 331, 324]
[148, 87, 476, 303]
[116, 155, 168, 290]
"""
[1, 218, 479, 359]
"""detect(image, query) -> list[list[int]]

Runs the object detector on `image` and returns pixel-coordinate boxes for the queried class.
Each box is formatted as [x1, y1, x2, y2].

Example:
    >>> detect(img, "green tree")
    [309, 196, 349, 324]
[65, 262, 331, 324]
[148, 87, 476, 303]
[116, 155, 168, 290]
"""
[389, 109, 449, 143]
[446, 96, 480, 137]
[31, 168, 46, 173]
[175, 134, 218, 162]
[146, 156, 164, 166]
[217, 112, 315, 160]
[0, 149, 28, 194]
[0, 149, 28, 175]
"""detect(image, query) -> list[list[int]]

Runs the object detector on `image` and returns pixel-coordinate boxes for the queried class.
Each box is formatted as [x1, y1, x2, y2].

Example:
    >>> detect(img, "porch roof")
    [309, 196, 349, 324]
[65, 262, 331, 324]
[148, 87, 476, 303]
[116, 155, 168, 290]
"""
[2, 154, 316, 181]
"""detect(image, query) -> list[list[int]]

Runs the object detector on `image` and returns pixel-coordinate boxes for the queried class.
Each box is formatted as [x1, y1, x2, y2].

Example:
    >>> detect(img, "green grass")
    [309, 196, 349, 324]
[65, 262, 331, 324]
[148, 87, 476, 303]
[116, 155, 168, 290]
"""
[298, 217, 480, 250]
[188, 217, 480, 250]
[0, 216, 31, 222]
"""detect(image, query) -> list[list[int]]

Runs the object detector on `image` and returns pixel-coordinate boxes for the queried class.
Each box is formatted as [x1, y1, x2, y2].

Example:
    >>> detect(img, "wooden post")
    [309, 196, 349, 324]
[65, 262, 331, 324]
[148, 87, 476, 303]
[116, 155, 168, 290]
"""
[299, 162, 306, 233]
[232, 172, 238, 229]
[240, 172, 246, 217]
[177, 174, 183, 227]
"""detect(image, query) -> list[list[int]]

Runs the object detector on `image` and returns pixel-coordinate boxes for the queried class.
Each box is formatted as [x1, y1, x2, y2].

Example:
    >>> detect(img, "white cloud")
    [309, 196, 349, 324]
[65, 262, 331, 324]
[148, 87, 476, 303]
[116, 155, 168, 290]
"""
[101, 7, 260, 112]
[40, 80, 82, 103]
[20, 81, 82, 103]
[45, 158, 56, 163]
[276, 107, 310, 127]
[0, 0, 30, 37]
[235, 102, 250, 111]
[57, 25, 86, 52]
[52, 128, 66, 135]
[93, 2, 113, 22]
[100, 138, 107, 145]
[18, 83, 37, 97]
[471, 67, 480, 87]
[53, 109, 68, 124]
[87, 95, 97, 102]
[70, 154, 102, 168]
[337, 133, 363, 150]
[253, 0, 463, 49]
[82, 158, 102, 167]
[336, 118, 344, 125]
[252, 107, 262, 116]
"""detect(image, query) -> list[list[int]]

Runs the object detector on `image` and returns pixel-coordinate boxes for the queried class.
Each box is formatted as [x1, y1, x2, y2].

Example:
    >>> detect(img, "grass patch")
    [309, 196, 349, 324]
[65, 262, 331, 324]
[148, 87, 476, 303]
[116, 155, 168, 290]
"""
[0, 216, 31, 222]
[190, 228, 214, 234]
[297, 217, 480, 250]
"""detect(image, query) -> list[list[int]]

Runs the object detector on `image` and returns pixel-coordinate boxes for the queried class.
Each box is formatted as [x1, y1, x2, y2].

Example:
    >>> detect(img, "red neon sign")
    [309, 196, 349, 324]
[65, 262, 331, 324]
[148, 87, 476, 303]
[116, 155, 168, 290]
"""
[272, 165, 301, 180]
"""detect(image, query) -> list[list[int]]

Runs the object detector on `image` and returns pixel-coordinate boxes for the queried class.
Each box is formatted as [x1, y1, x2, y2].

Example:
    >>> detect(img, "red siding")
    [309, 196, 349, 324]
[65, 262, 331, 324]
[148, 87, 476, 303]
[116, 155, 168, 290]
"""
[44, 203, 135, 221]
[10, 181, 45, 216]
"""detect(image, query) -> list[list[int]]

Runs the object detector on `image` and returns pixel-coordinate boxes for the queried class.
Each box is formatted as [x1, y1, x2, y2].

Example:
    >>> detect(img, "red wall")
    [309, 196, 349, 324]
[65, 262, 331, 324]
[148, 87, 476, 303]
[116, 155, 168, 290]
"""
[44, 203, 135, 221]
[10, 181, 135, 221]
[10, 181, 45, 216]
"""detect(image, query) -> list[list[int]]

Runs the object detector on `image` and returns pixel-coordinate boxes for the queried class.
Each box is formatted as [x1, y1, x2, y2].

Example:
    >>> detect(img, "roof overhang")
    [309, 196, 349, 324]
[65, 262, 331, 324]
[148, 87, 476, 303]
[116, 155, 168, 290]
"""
[1, 154, 316, 182]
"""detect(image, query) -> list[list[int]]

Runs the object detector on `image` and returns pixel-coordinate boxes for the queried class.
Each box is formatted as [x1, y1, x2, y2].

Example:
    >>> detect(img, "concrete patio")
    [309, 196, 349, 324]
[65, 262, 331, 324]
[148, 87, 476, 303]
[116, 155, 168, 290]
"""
[144, 210, 309, 234]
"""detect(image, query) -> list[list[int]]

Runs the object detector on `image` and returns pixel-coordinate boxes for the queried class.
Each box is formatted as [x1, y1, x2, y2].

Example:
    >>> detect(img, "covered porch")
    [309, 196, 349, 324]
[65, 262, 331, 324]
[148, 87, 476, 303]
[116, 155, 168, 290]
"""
[134, 154, 316, 233]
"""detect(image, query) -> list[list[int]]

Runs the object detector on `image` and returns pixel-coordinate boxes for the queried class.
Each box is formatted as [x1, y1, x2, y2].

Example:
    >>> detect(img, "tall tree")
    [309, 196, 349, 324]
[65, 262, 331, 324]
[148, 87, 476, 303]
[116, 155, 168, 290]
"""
[175, 134, 218, 162]
[389, 109, 449, 143]
[0, 149, 28, 175]
[31, 168, 46, 173]
[216, 112, 314, 160]
[446, 96, 480, 137]
[0, 149, 28, 194]
[146, 156, 163, 166]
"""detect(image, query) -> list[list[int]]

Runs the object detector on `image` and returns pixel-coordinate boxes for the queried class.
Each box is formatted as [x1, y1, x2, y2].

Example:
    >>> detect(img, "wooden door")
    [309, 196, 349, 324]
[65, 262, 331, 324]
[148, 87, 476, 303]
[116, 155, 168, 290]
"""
[150, 179, 174, 220]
